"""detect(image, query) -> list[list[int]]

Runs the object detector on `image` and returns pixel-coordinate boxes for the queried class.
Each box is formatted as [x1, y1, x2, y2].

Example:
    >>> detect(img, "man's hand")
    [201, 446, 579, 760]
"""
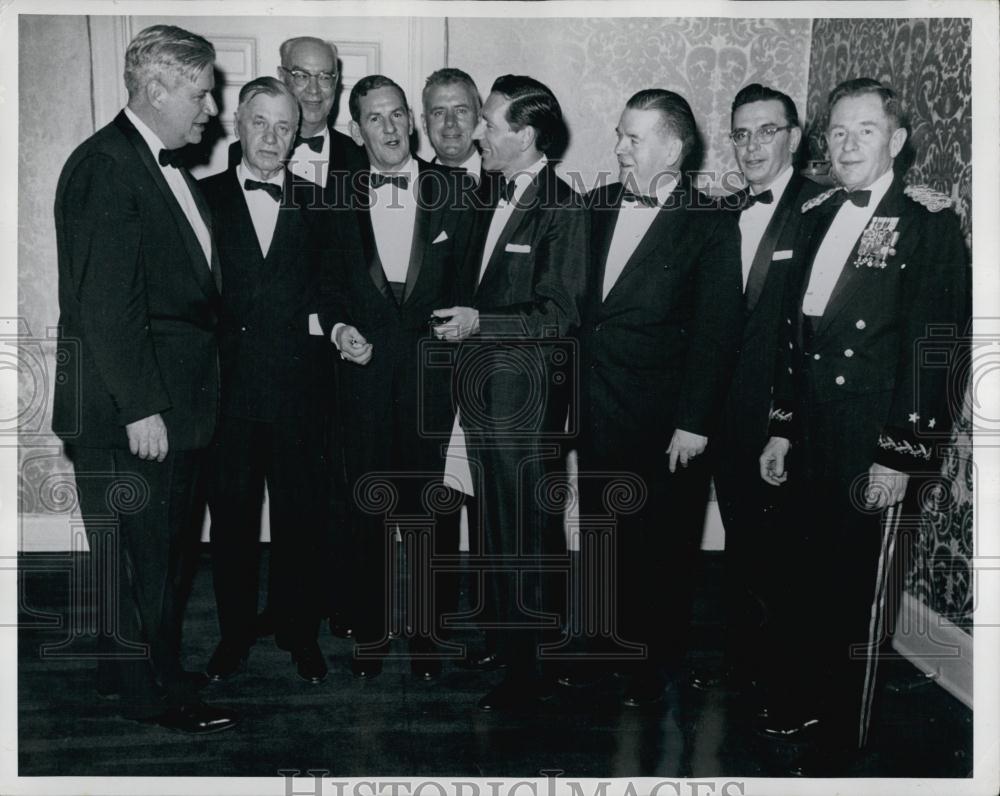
[666, 429, 708, 473]
[760, 436, 791, 486]
[431, 306, 479, 341]
[335, 325, 373, 365]
[126, 414, 169, 462]
[866, 463, 909, 510]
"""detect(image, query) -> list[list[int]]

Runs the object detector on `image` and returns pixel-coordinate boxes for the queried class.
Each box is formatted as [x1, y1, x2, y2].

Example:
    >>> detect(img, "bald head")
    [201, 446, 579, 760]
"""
[278, 37, 339, 136]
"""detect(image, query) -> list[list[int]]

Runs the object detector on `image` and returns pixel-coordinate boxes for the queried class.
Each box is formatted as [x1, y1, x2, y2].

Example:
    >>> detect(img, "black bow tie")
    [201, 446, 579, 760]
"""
[830, 188, 872, 208]
[244, 178, 282, 201]
[746, 188, 773, 206]
[295, 134, 324, 153]
[499, 177, 518, 203]
[370, 173, 410, 190]
[622, 190, 658, 208]
[158, 148, 184, 168]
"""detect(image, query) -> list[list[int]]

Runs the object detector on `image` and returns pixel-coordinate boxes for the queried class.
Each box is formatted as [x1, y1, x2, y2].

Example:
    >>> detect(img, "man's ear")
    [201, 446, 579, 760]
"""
[232, 110, 241, 141]
[420, 112, 429, 138]
[788, 126, 803, 155]
[406, 109, 415, 136]
[146, 78, 166, 110]
[349, 119, 364, 148]
[889, 125, 907, 159]
[518, 124, 536, 154]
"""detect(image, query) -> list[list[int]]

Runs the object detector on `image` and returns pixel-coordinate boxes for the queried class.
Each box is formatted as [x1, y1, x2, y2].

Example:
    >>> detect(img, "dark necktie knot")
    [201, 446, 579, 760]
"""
[158, 148, 184, 168]
[370, 173, 410, 190]
[622, 190, 658, 208]
[499, 177, 518, 203]
[244, 178, 282, 201]
[295, 134, 324, 153]
[831, 188, 872, 208]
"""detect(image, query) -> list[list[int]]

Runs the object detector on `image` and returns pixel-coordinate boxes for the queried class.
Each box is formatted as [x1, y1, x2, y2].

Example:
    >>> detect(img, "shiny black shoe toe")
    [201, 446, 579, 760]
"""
[411, 657, 442, 680]
[205, 644, 250, 682]
[144, 702, 239, 734]
[462, 650, 506, 671]
[477, 676, 552, 711]
[756, 716, 822, 743]
[292, 643, 328, 684]
[623, 673, 667, 708]
[351, 656, 384, 678]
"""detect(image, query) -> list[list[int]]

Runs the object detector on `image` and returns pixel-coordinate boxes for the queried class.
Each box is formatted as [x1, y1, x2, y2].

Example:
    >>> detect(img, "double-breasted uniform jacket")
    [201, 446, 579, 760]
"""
[579, 179, 743, 464]
[769, 176, 970, 491]
[198, 166, 333, 421]
[53, 110, 221, 451]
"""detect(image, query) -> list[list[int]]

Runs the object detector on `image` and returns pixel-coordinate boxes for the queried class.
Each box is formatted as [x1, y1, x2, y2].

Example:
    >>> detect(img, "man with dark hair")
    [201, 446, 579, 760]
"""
[759, 77, 969, 772]
[199, 76, 331, 686]
[570, 88, 742, 707]
[689, 84, 821, 707]
[53, 24, 236, 733]
[421, 68, 483, 181]
[316, 75, 471, 680]
[432, 74, 588, 711]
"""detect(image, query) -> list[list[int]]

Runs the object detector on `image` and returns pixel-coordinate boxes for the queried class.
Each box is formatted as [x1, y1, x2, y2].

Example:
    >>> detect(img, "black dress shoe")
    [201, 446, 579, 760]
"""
[328, 615, 353, 639]
[756, 715, 823, 743]
[350, 656, 384, 678]
[142, 702, 239, 734]
[292, 642, 328, 684]
[689, 666, 730, 691]
[477, 676, 553, 712]
[623, 672, 667, 708]
[411, 657, 442, 680]
[205, 643, 250, 682]
[461, 650, 506, 671]
[556, 663, 609, 689]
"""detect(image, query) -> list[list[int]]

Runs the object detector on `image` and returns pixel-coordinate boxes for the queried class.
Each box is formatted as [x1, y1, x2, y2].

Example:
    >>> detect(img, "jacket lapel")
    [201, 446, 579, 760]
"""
[593, 183, 623, 305]
[401, 161, 433, 305]
[476, 166, 544, 295]
[353, 172, 394, 305]
[744, 174, 802, 315]
[115, 112, 220, 304]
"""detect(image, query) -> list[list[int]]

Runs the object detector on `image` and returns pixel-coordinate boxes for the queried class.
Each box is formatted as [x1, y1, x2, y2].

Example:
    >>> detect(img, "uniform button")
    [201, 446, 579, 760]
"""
[787, 318, 792, 325]
[813, 353, 821, 360]
[241, 326, 247, 332]
[835, 375, 845, 385]
[787, 367, 793, 375]
[856, 320, 866, 330]
[844, 349, 854, 357]
[788, 342, 793, 349]
[594, 324, 602, 332]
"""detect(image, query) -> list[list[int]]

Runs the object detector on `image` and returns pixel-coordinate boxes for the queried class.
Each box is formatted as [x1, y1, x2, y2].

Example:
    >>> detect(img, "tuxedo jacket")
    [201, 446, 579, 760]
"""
[769, 176, 970, 476]
[198, 167, 333, 421]
[53, 111, 221, 451]
[319, 157, 473, 464]
[456, 163, 589, 435]
[716, 174, 823, 462]
[579, 180, 743, 460]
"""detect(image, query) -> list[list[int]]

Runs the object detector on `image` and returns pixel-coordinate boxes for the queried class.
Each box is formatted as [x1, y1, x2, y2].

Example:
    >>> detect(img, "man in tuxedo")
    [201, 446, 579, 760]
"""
[199, 77, 331, 685]
[318, 75, 471, 679]
[52, 25, 236, 734]
[432, 75, 588, 711]
[690, 84, 821, 705]
[421, 68, 482, 183]
[228, 36, 367, 187]
[574, 89, 742, 707]
[759, 78, 969, 770]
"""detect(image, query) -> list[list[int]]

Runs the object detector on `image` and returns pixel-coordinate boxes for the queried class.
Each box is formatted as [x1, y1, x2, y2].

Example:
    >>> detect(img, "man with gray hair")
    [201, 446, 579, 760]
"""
[200, 76, 332, 686]
[53, 24, 237, 733]
[421, 67, 483, 182]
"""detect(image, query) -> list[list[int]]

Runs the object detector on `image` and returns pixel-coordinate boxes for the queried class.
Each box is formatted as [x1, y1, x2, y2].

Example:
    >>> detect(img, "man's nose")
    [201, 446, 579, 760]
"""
[613, 136, 627, 156]
[444, 109, 458, 129]
[204, 93, 218, 117]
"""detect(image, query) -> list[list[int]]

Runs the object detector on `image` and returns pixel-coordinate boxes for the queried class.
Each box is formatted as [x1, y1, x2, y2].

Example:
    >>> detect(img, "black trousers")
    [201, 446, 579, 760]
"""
[68, 445, 204, 719]
[206, 413, 325, 650]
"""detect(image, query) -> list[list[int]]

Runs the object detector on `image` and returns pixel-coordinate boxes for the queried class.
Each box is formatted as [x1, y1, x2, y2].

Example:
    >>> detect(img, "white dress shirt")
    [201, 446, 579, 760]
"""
[802, 169, 894, 317]
[738, 165, 794, 290]
[124, 107, 212, 266]
[602, 177, 677, 300]
[370, 156, 419, 283]
[288, 127, 329, 188]
[236, 162, 283, 257]
[477, 155, 548, 285]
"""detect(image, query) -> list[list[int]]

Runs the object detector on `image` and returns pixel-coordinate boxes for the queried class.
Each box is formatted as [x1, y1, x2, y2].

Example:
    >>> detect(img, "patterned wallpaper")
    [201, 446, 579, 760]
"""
[449, 17, 812, 193]
[806, 18, 973, 630]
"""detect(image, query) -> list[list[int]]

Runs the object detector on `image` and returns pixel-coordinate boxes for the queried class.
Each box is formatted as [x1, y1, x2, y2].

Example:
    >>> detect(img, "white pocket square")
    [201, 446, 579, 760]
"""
[772, 250, 793, 261]
[432, 230, 448, 244]
[505, 242, 531, 254]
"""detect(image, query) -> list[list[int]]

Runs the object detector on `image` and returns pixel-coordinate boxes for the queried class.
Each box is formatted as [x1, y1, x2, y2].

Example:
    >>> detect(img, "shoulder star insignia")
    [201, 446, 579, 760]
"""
[904, 184, 952, 212]
[908, 412, 920, 423]
[801, 187, 842, 213]
[928, 418, 937, 428]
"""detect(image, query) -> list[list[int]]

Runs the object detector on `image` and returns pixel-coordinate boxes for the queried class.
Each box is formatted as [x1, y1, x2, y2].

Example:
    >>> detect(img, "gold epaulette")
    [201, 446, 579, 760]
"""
[801, 187, 842, 213]
[903, 184, 952, 212]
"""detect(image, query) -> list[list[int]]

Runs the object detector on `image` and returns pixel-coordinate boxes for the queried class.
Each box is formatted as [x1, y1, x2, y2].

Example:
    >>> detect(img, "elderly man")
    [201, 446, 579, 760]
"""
[571, 89, 742, 707]
[199, 77, 332, 685]
[691, 84, 821, 706]
[317, 75, 472, 680]
[52, 25, 236, 733]
[433, 75, 588, 711]
[421, 68, 482, 182]
[759, 78, 969, 771]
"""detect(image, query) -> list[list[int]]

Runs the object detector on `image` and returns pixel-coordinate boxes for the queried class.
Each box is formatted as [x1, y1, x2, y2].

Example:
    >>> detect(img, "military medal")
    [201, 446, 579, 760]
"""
[854, 216, 899, 269]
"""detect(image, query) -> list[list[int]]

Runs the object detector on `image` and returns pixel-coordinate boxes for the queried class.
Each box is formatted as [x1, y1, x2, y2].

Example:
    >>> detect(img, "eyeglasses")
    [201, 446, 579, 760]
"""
[730, 124, 793, 147]
[280, 66, 337, 90]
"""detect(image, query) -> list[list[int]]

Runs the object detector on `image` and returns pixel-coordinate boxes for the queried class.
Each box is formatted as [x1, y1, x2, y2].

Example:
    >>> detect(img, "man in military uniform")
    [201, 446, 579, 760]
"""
[759, 78, 969, 772]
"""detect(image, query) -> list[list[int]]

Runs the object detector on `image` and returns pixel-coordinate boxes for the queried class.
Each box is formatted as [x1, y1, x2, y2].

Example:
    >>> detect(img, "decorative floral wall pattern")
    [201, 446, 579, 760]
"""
[449, 17, 812, 193]
[806, 18, 973, 630]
